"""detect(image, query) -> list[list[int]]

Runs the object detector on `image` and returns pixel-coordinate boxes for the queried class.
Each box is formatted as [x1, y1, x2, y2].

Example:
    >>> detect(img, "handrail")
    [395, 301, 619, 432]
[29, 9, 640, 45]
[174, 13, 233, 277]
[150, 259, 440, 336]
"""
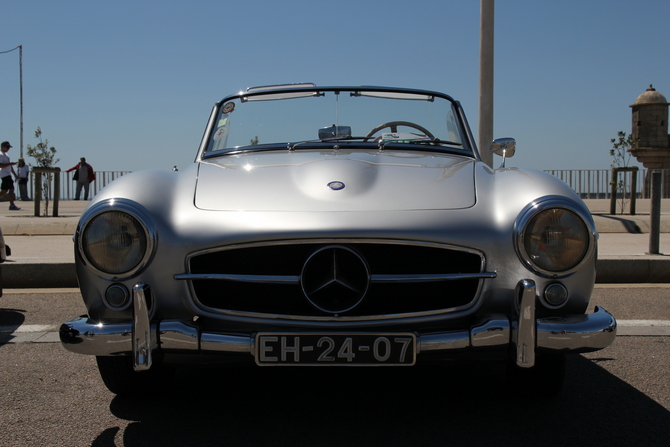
[543, 168, 669, 199]
[24, 170, 132, 201]
[21, 168, 670, 201]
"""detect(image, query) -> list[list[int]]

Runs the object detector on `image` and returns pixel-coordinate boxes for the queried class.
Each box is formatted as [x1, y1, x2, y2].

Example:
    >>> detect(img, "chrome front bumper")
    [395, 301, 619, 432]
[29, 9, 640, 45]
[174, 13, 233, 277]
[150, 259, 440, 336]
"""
[60, 281, 617, 371]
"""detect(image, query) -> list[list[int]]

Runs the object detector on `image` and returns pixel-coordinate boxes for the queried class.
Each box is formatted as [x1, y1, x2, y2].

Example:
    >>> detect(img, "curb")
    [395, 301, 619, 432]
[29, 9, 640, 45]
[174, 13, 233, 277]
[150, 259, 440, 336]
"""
[1, 199, 668, 288]
[592, 215, 670, 234]
[3, 258, 669, 289]
[595, 257, 670, 283]
[2, 263, 78, 289]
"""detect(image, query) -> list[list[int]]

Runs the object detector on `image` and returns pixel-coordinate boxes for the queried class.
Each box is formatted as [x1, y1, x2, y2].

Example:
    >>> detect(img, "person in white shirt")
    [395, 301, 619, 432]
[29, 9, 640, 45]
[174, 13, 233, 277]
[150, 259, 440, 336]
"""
[15, 157, 30, 201]
[0, 141, 20, 210]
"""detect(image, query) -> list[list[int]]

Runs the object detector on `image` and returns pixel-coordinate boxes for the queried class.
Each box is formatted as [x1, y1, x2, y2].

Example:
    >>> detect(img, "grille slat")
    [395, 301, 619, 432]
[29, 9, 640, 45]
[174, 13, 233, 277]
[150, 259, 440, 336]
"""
[188, 241, 485, 318]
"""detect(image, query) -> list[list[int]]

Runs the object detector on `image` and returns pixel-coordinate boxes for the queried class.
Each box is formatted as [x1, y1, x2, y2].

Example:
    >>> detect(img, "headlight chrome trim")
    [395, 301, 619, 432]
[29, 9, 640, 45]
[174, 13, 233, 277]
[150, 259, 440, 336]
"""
[514, 196, 596, 279]
[77, 199, 157, 280]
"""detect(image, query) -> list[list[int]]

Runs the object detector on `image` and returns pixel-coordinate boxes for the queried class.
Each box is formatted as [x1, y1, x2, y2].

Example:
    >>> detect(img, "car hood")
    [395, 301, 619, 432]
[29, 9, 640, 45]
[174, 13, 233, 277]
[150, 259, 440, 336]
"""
[195, 150, 476, 212]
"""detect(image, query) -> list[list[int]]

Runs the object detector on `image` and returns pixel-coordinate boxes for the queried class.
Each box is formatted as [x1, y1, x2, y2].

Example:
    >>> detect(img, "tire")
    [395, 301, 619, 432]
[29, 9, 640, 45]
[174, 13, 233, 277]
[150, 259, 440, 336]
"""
[95, 356, 175, 396]
[506, 353, 566, 399]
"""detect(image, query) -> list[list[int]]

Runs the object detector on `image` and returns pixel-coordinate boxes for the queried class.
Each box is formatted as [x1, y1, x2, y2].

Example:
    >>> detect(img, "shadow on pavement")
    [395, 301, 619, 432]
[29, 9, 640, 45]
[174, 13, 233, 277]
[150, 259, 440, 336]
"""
[600, 215, 643, 233]
[94, 355, 670, 447]
[0, 308, 25, 344]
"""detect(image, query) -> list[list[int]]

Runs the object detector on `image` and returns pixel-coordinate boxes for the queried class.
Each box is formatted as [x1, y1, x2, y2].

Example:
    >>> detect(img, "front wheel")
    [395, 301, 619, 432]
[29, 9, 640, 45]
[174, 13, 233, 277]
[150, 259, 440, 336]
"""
[96, 356, 175, 396]
[506, 353, 566, 399]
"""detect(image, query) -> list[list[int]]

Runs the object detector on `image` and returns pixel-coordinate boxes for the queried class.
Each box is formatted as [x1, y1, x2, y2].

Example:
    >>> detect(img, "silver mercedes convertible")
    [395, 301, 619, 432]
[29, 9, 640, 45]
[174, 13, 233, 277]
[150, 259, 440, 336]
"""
[60, 84, 616, 397]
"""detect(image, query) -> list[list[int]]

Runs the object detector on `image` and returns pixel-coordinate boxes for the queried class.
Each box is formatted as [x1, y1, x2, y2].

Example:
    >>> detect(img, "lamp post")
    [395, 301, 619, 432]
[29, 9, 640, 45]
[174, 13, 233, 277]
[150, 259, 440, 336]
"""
[479, 0, 494, 168]
[0, 45, 23, 158]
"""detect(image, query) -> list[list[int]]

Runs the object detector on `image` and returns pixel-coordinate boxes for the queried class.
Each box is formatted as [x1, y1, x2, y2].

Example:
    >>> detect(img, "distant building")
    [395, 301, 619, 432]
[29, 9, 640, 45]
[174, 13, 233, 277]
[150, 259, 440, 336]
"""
[629, 85, 670, 196]
[629, 85, 670, 168]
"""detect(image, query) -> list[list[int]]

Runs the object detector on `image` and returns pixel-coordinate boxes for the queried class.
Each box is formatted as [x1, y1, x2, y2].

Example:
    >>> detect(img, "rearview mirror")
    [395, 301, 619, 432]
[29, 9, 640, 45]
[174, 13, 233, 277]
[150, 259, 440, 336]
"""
[319, 125, 352, 140]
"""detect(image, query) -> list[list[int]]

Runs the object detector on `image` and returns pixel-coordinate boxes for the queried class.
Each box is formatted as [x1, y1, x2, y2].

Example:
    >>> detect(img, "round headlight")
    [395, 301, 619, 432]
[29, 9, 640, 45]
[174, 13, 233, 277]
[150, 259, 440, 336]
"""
[521, 207, 590, 274]
[81, 210, 149, 276]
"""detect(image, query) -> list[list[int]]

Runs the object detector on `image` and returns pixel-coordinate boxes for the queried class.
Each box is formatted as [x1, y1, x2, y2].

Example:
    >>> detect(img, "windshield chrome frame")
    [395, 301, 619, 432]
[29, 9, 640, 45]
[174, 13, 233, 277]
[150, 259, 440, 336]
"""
[196, 85, 480, 162]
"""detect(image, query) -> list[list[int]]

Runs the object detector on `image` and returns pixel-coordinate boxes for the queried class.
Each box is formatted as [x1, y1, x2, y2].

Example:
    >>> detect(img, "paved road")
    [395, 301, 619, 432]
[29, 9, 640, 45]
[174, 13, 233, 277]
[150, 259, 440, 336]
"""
[1, 286, 670, 446]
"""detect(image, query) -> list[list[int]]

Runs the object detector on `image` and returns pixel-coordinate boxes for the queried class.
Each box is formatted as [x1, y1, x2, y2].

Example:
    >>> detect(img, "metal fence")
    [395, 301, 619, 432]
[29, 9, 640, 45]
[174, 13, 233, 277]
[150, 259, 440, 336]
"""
[544, 169, 670, 199]
[26, 170, 132, 201]
[24, 168, 670, 201]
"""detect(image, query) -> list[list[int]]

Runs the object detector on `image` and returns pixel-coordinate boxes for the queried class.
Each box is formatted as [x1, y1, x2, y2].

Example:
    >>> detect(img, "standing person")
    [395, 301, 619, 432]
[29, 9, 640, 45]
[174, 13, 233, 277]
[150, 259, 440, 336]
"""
[0, 141, 20, 210]
[66, 157, 95, 200]
[15, 158, 30, 201]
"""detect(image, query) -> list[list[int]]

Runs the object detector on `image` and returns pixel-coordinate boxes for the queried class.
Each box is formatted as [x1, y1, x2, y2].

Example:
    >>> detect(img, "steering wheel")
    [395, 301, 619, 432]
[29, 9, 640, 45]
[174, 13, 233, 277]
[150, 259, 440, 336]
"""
[364, 121, 436, 141]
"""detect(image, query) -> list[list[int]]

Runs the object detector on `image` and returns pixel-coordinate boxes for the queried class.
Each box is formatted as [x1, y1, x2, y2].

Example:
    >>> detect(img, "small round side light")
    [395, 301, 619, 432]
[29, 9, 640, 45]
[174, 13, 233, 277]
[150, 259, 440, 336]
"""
[544, 283, 569, 308]
[103, 284, 131, 311]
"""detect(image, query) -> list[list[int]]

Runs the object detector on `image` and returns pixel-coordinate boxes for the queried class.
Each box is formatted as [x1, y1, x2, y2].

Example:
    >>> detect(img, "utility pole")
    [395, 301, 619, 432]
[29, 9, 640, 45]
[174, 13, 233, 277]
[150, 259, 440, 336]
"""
[0, 45, 24, 158]
[479, 0, 494, 167]
[19, 45, 23, 159]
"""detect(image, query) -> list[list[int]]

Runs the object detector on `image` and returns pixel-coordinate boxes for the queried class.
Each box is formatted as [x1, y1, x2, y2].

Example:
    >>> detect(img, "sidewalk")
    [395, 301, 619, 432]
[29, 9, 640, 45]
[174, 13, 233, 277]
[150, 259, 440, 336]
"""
[0, 199, 669, 288]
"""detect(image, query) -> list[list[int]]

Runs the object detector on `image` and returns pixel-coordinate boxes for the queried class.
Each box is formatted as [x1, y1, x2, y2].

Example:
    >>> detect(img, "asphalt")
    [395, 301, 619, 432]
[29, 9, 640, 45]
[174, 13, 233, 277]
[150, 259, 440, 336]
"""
[0, 198, 669, 288]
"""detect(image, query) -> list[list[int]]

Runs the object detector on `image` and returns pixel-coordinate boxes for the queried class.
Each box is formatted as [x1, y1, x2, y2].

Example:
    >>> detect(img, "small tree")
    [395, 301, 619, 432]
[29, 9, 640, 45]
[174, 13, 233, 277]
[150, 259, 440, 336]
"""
[609, 131, 638, 214]
[26, 127, 59, 216]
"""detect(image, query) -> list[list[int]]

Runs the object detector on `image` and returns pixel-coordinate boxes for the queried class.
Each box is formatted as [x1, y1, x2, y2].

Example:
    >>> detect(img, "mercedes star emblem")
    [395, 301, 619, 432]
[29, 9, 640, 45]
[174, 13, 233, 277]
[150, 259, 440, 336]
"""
[300, 245, 369, 314]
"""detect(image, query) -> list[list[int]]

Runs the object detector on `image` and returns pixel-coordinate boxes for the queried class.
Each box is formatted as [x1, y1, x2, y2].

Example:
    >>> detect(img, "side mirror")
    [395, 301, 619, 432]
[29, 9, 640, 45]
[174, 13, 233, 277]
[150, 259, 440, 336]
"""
[490, 138, 516, 158]
[491, 138, 516, 168]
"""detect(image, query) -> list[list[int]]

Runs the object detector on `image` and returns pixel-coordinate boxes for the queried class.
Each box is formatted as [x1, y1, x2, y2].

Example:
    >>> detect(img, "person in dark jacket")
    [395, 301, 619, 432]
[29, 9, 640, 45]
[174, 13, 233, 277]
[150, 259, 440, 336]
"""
[66, 157, 95, 200]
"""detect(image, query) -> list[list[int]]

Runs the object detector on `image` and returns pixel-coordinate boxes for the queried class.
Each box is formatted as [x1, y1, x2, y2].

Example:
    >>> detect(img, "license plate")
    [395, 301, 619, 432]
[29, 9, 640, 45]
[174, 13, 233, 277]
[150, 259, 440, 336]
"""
[255, 333, 416, 366]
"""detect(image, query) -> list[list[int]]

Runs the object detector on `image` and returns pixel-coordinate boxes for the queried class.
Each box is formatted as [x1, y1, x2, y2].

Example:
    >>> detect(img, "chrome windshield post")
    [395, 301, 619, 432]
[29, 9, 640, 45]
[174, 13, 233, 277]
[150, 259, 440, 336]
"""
[132, 283, 153, 371]
[515, 280, 536, 368]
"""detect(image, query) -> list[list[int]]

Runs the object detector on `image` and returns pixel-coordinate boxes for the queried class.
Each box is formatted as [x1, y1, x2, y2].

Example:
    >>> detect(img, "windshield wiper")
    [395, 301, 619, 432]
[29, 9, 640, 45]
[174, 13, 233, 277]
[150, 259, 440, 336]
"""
[378, 138, 462, 150]
[322, 136, 372, 142]
[286, 136, 462, 151]
[407, 138, 462, 146]
[287, 137, 374, 151]
[287, 140, 322, 151]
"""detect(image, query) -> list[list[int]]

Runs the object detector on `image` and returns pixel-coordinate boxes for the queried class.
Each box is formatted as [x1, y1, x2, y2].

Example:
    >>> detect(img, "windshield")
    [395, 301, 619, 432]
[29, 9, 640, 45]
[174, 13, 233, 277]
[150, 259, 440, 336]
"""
[202, 87, 473, 156]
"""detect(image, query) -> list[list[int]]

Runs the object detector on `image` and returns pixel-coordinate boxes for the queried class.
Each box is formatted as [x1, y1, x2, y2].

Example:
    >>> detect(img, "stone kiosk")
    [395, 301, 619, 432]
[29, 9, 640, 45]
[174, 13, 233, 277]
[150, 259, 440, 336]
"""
[630, 85, 670, 169]
[629, 85, 670, 253]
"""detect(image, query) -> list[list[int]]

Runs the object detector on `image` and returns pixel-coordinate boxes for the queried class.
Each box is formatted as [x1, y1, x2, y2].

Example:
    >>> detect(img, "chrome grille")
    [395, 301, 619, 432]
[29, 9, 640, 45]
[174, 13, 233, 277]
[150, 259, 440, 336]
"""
[184, 241, 490, 319]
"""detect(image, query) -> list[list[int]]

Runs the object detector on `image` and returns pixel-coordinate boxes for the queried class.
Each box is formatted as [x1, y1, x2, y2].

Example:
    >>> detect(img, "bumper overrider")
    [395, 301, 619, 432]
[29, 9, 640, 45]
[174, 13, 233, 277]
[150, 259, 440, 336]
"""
[60, 281, 617, 371]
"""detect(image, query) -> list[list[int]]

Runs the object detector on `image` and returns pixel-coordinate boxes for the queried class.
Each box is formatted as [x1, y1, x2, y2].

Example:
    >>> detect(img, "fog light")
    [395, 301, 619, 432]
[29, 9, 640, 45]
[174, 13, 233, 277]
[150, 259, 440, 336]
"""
[104, 284, 131, 310]
[544, 283, 568, 308]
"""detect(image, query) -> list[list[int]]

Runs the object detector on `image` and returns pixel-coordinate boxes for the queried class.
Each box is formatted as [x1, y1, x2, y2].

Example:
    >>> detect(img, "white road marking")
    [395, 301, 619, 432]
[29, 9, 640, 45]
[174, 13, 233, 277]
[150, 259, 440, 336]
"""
[617, 320, 670, 327]
[0, 324, 58, 333]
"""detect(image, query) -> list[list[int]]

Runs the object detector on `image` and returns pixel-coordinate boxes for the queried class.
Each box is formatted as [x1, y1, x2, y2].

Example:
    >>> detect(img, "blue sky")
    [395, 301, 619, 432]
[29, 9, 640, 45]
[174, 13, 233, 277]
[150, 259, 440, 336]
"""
[1, 0, 668, 173]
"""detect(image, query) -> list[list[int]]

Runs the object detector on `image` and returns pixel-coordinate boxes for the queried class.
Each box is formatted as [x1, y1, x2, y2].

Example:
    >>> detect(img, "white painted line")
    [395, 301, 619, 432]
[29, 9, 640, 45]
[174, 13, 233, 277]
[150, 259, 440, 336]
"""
[595, 284, 670, 289]
[617, 320, 670, 327]
[617, 327, 670, 336]
[0, 324, 58, 333]
[0, 332, 53, 344]
[1, 288, 81, 294]
[33, 332, 61, 343]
